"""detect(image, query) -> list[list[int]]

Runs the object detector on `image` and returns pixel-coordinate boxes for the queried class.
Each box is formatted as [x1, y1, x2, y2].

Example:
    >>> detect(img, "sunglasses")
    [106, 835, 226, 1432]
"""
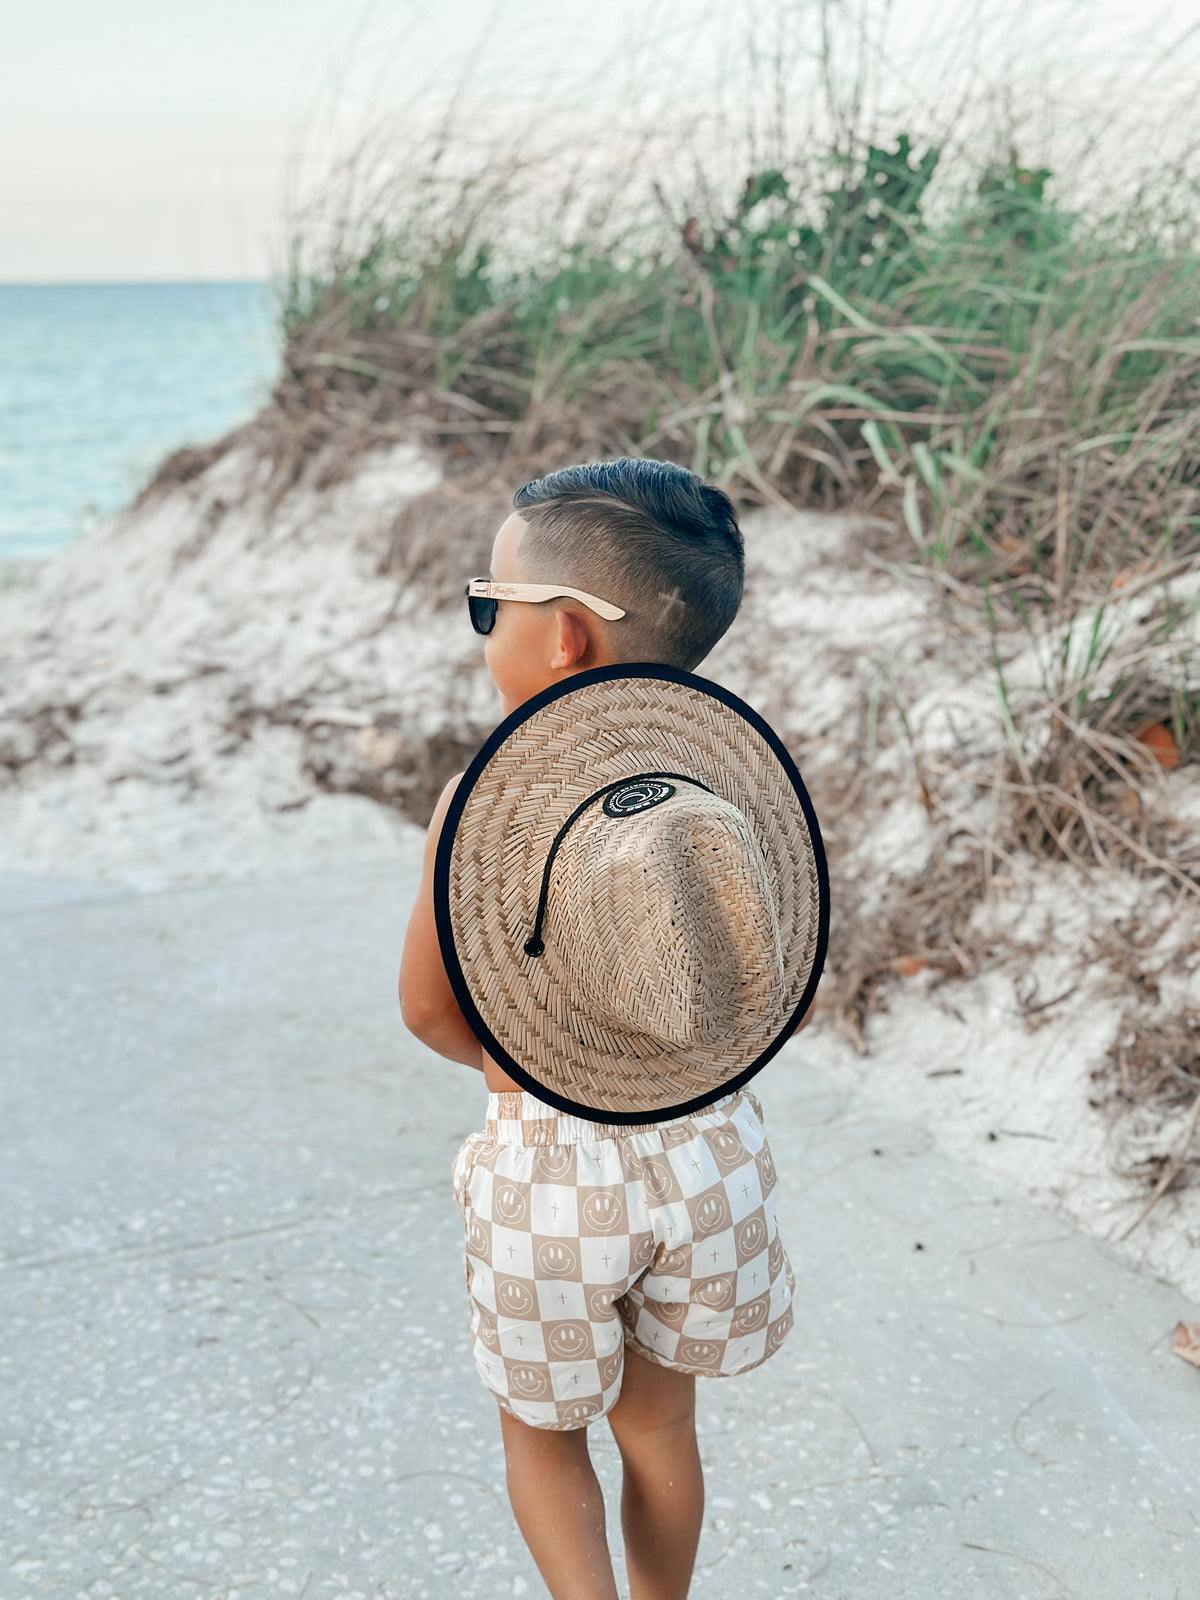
[466, 578, 626, 636]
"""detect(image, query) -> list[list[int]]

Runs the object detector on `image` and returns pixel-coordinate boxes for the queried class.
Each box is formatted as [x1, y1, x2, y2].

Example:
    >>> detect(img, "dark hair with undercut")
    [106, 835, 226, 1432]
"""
[511, 458, 744, 669]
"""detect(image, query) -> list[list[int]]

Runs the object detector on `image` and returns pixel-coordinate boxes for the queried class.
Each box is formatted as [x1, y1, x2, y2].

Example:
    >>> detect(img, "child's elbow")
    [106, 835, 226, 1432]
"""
[398, 982, 420, 1033]
[399, 984, 438, 1042]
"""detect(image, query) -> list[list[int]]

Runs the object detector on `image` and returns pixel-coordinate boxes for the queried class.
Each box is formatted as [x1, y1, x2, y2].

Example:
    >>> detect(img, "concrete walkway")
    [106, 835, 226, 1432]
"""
[2, 860, 1197, 1600]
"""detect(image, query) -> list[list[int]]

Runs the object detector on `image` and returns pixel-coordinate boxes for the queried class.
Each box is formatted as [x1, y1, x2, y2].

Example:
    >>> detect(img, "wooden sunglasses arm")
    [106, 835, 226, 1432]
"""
[467, 578, 625, 621]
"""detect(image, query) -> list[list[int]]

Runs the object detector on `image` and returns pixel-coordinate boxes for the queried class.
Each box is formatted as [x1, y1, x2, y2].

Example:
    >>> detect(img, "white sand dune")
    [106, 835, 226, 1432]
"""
[2, 441, 1197, 1304]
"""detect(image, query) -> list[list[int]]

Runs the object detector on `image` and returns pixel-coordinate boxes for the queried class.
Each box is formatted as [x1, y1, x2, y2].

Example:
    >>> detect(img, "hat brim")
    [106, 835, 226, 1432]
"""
[434, 664, 829, 1123]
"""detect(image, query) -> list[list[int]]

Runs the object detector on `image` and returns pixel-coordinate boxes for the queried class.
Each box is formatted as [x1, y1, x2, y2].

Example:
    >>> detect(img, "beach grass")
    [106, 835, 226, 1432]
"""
[264, 0, 1200, 907]
[276, 59, 1200, 590]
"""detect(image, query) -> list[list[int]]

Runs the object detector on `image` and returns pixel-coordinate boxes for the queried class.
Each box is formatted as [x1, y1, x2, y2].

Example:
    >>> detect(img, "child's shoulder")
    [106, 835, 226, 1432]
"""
[426, 770, 464, 837]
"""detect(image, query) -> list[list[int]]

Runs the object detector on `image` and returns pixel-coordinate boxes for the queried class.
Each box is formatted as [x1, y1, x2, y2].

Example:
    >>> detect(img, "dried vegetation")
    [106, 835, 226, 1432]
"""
[135, 1, 1200, 1180]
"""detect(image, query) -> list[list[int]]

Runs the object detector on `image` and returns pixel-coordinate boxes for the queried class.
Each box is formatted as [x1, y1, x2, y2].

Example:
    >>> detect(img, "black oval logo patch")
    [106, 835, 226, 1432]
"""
[603, 780, 676, 818]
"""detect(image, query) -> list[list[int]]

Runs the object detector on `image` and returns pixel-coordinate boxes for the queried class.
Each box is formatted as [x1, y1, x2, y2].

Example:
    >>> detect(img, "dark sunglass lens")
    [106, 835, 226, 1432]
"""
[468, 594, 497, 635]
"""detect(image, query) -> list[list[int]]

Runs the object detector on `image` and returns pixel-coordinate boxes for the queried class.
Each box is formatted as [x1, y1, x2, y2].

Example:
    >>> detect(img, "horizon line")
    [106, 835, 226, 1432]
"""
[0, 276, 274, 289]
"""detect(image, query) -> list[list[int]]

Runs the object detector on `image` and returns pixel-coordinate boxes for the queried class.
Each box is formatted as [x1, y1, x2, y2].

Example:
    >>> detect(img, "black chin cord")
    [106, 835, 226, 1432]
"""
[523, 771, 714, 958]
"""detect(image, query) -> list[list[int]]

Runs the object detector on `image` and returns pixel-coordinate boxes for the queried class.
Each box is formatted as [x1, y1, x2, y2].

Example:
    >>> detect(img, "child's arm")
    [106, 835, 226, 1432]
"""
[792, 996, 816, 1035]
[398, 774, 485, 1071]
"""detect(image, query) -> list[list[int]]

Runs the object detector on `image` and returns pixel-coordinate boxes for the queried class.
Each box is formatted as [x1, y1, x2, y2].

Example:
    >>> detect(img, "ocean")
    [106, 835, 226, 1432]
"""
[0, 282, 278, 560]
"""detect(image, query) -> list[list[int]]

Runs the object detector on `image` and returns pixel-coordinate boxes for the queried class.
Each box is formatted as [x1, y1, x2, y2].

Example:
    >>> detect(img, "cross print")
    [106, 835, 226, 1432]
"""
[559, 1292, 567, 1305]
[751, 1271, 760, 1286]
[571, 1373, 579, 1385]
[741, 1183, 751, 1198]
[601, 1250, 611, 1267]
[711, 1249, 720, 1263]
[691, 1157, 702, 1172]
[516, 1333, 526, 1347]
[507, 1244, 515, 1260]
[550, 1200, 558, 1217]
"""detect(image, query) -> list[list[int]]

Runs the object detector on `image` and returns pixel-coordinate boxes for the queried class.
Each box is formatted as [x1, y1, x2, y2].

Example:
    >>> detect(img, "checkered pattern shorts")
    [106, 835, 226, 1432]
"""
[452, 1087, 794, 1431]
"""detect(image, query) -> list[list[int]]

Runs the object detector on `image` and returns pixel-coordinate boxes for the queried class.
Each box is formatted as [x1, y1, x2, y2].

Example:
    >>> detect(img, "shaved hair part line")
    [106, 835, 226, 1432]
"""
[512, 459, 744, 670]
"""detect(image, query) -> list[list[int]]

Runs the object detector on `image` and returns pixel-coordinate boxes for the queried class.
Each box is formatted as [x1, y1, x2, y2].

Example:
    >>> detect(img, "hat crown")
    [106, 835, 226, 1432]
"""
[548, 784, 785, 1050]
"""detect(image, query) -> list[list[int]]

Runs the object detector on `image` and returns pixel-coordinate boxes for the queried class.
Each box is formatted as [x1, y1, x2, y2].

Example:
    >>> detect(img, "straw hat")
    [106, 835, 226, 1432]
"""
[434, 664, 828, 1122]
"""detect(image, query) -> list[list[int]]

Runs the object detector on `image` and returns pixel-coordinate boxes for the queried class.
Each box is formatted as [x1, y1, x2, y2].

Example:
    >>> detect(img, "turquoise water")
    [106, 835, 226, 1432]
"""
[0, 283, 279, 559]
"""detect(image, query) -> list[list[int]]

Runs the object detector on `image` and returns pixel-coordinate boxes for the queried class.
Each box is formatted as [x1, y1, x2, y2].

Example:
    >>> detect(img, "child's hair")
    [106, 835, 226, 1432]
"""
[512, 458, 744, 669]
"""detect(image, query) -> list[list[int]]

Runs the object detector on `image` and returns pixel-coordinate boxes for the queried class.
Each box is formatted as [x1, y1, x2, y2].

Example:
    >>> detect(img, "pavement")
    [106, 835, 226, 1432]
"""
[2, 859, 1198, 1600]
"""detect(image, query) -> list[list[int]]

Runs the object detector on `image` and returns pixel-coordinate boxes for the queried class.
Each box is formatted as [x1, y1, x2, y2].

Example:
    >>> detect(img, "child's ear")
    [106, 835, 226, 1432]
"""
[550, 608, 591, 671]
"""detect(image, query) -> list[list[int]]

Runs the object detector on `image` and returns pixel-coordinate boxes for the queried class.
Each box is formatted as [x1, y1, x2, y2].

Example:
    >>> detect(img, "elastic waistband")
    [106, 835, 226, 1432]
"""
[483, 1089, 749, 1147]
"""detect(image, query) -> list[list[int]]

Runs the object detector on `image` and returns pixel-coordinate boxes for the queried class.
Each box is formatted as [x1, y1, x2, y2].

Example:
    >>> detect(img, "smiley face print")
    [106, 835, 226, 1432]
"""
[559, 1398, 603, 1425]
[694, 1274, 735, 1310]
[536, 1240, 578, 1278]
[655, 1245, 691, 1277]
[706, 1125, 747, 1172]
[631, 1232, 656, 1269]
[692, 1191, 730, 1237]
[676, 1338, 723, 1369]
[768, 1234, 785, 1279]
[650, 1297, 689, 1329]
[642, 1159, 676, 1201]
[546, 1320, 593, 1360]
[730, 1295, 769, 1335]
[755, 1143, 777, 1195]
[508, 1363, 551, 1399]
[660, 1120, 697, 1149]
[735, 1212, 767, 1263]
[766, 1309, 793, 1353]
[495, 1276, 537, 1319]
[581, 1190, 624, 1233]
[597, 1346, 623, 1388]
[586, 1284, 615, 1319]
[494, 1183, 529, 1226]
[532, 1146, 575, 1182]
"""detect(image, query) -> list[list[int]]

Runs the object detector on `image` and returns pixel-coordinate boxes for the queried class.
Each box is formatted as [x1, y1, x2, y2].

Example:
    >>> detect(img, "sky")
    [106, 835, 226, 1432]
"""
[1, 0, 629, 283]
[3, 0, 1198, 284]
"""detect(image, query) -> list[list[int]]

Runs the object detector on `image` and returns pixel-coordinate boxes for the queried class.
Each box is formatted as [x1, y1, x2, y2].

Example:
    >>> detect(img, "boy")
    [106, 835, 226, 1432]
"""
[399, 458, 819, 1599]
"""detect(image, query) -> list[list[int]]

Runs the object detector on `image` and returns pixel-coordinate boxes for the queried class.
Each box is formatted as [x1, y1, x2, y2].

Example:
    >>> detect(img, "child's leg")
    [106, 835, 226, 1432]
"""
[498, 1408, 619, 1600]
[606, 1347, 703, 1600]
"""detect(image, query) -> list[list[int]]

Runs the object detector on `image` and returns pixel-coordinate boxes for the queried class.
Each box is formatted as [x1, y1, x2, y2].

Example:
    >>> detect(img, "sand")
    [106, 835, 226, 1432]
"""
[2, 440, 1197, 1302]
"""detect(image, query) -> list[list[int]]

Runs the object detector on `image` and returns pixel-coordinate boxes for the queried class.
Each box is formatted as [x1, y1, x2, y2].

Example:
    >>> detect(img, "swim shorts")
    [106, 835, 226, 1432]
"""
[451, 1088, 794, 1430]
